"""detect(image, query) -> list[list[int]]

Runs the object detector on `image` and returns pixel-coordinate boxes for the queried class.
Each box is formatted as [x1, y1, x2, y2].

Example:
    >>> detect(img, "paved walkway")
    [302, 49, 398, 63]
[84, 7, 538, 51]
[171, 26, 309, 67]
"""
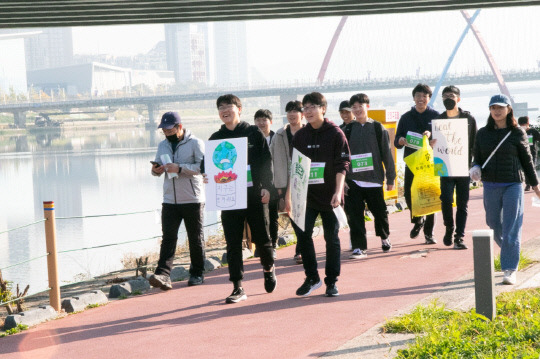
[2, 189, 540, 359]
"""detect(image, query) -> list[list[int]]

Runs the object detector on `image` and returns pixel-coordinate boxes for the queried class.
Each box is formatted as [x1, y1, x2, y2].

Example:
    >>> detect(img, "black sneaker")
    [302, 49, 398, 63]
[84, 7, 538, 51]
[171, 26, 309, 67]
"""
[149, 273, 173, 291]
[264, 266, 277, 293]
[443, 227, 454, 247]
[225, 287, 247, 304]
[410, 219, 425, 239]
[424, 235, 437, 244]
[453, 237, 468, 250]
[325, 283, 339, 297]
[381, 239, 392, 252]
[296, 277, 322, 296]
[187, 275, 204, 286]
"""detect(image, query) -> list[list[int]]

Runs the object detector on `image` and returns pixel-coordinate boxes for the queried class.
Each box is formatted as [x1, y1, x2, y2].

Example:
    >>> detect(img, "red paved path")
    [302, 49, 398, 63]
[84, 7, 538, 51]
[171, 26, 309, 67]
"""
[2, 189, 540, 359]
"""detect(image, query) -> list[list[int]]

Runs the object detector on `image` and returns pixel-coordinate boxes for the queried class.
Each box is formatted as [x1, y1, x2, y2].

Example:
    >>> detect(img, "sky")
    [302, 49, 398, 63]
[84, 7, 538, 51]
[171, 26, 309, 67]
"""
[70, 6, 540, 83]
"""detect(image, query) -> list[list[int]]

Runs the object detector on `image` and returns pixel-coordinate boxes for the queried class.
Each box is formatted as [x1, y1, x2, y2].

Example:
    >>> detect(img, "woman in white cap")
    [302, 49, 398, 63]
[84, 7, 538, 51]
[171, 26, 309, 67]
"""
[470, 94, 540, 285]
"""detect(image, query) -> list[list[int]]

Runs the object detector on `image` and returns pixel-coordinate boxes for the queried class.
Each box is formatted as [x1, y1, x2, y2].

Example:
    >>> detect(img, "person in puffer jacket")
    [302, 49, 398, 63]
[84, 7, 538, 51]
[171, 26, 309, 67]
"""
[148, 111, 206, 291]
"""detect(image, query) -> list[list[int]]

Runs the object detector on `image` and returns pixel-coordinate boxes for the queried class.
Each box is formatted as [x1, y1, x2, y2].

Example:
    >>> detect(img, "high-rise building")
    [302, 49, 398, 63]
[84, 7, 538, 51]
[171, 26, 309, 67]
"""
[164, 23, 208, 85]
[24, 28, 73, 70]
[213, 21, 249, 87]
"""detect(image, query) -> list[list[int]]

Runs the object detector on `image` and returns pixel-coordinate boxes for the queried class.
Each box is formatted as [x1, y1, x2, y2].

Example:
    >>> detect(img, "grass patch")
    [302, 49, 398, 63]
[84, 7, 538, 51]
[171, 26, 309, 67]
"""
[383, 288, 540, 357]
[494, 250, 535, 272]
[0, 324, 28, 337]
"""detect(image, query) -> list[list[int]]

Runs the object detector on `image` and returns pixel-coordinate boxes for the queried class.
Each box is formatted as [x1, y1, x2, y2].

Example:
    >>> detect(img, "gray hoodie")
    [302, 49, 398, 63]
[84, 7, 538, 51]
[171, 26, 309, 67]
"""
[152, 129, 205, 204]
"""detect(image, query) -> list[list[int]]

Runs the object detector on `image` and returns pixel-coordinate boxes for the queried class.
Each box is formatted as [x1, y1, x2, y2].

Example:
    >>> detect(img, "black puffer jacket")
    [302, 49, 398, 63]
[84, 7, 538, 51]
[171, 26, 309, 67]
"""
[473, 125, 538, 186]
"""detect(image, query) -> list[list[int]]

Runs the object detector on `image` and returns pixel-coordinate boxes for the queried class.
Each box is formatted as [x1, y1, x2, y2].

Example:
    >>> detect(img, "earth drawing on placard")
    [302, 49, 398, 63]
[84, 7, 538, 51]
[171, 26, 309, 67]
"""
[212, 141, 237, 170]
[212, 141, 238, 208]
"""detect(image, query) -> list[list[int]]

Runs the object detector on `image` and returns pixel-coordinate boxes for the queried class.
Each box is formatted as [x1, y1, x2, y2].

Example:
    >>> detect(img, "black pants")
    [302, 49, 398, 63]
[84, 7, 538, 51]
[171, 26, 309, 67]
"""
[525, 153, 537, 186]
[440, 176, 470, 238]
[404, 166, 435, 235]
[268, 196, 279, 248]
[291, 207, 340, 285]
[344, 181, 389, 250]
[221, 195, 273, 283]
[156, 202, 206, 277]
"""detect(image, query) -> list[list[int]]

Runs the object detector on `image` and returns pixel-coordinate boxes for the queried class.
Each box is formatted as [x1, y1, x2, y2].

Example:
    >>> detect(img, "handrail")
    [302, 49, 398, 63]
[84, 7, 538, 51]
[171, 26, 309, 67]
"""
[0, 219, 46, 235]
[56, 209, 157, 220]
[0, 254, 49, 272]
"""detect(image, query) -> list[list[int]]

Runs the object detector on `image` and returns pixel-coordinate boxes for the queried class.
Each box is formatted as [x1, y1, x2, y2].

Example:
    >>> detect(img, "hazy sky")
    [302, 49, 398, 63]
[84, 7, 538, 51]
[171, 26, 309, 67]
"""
[71, 6, 540, 83]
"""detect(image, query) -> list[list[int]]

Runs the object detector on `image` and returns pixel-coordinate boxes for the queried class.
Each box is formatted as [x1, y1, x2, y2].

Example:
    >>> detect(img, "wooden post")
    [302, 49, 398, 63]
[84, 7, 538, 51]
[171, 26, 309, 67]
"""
[472, 229, 496, 320]
[43, 201, 61, 312]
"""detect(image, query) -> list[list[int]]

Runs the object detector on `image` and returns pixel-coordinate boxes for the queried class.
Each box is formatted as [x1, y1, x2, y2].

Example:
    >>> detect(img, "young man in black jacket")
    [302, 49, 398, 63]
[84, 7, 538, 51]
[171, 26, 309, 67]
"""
[394, 83, 440, 244]
[518, 116, 540, 191]
[206, 94, 276, 304]
[435, 86, 477, 249]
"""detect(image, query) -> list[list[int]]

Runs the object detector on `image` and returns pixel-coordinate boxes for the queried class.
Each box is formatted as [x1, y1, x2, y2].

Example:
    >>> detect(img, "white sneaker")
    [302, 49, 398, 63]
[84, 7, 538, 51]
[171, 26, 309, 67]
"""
[349, 248, 367, 259]
[502, 270, 516, 285]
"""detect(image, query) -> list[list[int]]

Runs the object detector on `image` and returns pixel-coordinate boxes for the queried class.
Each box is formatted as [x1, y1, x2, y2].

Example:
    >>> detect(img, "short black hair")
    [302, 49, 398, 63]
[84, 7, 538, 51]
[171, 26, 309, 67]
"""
[254, 109, 272, 121]
[518, 116, 529, 125]
[216, 94, 242, 109]
[349, 93, 370, 106]
[412, 83, 432, 98]
[285, 100, 302, 112]
[302, 92, 327, 108]
[442, 85, 460, 96]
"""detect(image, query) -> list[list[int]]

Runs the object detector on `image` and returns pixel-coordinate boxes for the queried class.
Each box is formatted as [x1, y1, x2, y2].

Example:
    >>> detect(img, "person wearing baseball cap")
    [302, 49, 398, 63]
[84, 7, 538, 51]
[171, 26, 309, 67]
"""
[471, 94, 540, 285]
[149, 111, 207, 290]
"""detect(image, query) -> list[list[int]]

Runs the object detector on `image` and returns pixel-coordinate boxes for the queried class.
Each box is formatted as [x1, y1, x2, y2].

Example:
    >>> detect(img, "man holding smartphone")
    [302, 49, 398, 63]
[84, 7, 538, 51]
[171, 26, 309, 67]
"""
[149, 111, 206, 290]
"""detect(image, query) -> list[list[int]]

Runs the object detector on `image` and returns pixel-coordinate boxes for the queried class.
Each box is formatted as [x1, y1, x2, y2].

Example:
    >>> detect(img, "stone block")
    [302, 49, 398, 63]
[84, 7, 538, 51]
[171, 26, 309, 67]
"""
[61, 290, 108, 313]
[170, 266, 189, 281]
[204, 257, 221, 272]
[109, 277, 150, 298]
[278, 235, 295, 246]
[4, 305, 58, 330]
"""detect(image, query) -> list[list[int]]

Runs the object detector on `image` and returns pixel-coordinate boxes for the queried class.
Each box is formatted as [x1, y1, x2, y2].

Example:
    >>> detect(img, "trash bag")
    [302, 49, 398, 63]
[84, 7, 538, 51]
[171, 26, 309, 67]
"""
[404, 135, 442, 217]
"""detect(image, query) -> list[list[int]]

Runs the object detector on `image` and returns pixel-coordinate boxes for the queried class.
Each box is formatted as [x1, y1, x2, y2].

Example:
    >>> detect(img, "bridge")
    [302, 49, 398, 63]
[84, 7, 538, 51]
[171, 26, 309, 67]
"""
[3, 69, 540, 128]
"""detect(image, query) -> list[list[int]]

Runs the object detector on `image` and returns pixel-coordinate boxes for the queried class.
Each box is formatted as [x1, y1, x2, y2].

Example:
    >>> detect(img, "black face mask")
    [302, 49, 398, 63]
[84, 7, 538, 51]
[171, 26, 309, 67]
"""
[166, 134, 179, 142]
[443, 98, 457, 111]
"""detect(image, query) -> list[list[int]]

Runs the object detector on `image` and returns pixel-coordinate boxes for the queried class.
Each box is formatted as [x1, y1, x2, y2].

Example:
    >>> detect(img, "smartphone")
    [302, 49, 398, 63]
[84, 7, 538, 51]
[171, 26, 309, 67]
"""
[150, 161, 160, 167]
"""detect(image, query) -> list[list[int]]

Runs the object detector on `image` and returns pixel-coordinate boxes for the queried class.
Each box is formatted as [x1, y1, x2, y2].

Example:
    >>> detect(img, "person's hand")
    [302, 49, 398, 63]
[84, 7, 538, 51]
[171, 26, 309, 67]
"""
[469, 166, 481, 182]
[202, 173, 209, 184]
[344, 181, 350, 196]
[386, 184, 394, 191]
[423, 131, 431, 138]
[152, 164, 165, 174]
[533, 185, 540, 199]
[429, 139, 437, 147]
[261, 189, 270, 204]
[165, 163, 180, 174]
[331, 193, 341, 208]
[284, 196, 292, 217]
[398, 137, 406, 146]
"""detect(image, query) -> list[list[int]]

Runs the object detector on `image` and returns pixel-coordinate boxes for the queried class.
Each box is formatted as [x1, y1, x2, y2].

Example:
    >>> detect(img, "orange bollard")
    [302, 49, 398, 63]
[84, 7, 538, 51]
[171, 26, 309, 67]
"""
[43, 201, 61, 312]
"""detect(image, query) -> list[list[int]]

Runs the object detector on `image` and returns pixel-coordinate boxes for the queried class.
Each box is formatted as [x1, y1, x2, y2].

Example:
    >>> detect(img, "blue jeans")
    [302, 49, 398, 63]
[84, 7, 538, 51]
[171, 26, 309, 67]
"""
[483, 182, 524, 271]
[291, 207, 341, 285]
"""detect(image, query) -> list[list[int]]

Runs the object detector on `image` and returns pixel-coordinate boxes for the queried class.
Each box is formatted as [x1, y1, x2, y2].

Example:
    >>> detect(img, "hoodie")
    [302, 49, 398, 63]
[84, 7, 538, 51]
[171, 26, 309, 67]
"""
[394, 106, 440, 159]
[292, 118, 350, 211]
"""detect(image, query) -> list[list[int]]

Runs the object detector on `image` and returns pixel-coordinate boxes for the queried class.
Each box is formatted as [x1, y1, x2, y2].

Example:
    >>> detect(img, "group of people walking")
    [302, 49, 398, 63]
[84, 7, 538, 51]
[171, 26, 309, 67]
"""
[147, 83, 540, 304]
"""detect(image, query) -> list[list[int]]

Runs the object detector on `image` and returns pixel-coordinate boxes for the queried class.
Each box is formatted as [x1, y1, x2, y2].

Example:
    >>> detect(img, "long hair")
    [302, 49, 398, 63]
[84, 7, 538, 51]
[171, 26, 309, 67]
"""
[486, 106, 517, 129]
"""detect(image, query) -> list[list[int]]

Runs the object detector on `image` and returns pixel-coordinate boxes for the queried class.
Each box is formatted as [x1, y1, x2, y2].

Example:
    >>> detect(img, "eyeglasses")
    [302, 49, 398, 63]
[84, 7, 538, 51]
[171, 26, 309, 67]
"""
[442, 93, 457, 99]
[218, 104, 235, 112]
[303, 105, 320, 112]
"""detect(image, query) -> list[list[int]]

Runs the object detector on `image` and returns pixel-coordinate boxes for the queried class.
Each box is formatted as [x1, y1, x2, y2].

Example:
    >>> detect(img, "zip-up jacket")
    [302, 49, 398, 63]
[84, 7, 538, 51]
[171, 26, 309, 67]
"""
[346, 119, 396, 185]
[473, 125, 538, 186]
[394, 106, 440, 159]
[270, 124, 292, 189]
[152, 129, 205, 204]
[292, 118, 350, 211]
[435, 108, 477, 167]
[207, 121, 273, 196]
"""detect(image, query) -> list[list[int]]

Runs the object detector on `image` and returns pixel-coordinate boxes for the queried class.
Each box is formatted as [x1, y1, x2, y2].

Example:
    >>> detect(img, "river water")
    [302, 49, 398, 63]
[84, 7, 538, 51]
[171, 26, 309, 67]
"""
[0, 124, 224, 294]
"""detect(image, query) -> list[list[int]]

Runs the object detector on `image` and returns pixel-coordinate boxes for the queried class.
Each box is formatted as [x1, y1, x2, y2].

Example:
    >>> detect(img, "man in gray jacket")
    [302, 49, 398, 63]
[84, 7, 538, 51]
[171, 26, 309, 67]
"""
[346, 93, 396, 259]
[149, 111, 206, 290]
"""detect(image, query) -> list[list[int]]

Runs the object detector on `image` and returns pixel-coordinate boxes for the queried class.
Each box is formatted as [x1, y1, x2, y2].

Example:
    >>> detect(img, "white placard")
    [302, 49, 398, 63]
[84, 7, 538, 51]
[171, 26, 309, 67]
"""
[290, 148, 311, 231]
[204, 138, 248, 211]
[432, 119, 469, 177]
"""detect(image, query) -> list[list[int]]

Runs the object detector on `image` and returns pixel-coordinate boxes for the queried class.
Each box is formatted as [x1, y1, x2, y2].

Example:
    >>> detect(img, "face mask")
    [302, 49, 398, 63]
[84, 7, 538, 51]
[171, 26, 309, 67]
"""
[166, 134, 178, 142]
[443, 98, 456, 110]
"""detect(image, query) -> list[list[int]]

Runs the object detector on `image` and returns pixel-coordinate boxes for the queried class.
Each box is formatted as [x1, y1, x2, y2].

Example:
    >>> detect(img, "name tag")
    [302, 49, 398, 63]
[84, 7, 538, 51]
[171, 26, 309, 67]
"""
[308, 162, 325, 184]
[247, 165, 253, 187]
[528, 135, 533, 145]
[406, 131, 423, 149]
[351, 153, 374, 172]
